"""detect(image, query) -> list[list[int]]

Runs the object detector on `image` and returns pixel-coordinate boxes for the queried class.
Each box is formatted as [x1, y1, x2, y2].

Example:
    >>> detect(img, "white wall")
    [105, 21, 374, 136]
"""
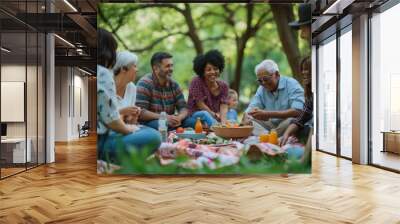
[1, 65, 30, 137]
[54, 67, 89, 141]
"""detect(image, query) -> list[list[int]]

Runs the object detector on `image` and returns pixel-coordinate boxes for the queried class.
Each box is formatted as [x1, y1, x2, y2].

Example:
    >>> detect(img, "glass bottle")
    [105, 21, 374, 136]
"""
[158, 112, 168, 142]
[195, 117, 203, 134]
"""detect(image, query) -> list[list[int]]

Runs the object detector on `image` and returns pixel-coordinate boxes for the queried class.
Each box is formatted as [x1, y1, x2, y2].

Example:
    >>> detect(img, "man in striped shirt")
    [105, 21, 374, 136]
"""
[136, 52, 189, 130]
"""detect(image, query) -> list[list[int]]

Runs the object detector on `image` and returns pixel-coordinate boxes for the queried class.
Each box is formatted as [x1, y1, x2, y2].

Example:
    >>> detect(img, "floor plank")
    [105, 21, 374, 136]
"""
[0, 135, 399, 223]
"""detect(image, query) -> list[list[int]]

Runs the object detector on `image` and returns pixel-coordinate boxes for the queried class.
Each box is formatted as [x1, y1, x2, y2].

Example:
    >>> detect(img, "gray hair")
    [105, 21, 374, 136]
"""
[254, 59, 279, 75]
[113, 51, 138, 74]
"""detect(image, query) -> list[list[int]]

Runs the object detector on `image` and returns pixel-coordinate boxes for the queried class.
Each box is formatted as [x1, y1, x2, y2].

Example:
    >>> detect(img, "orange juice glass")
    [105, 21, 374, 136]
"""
[259, 134, 269, 143]
[269, 130, 278, 145]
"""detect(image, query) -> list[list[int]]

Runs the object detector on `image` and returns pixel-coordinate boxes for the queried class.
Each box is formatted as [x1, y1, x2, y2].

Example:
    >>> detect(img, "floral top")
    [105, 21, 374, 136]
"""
[187, 76, 229, 115]
[97, 65, 120, 135]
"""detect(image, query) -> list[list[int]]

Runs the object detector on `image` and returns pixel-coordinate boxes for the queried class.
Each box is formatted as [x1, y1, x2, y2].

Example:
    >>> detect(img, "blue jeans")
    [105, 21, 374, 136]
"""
[98, 126, 161, 164]
[185, 110, 218, 128]
[142, 118, 193, 130]
[286, 147, 304, 160]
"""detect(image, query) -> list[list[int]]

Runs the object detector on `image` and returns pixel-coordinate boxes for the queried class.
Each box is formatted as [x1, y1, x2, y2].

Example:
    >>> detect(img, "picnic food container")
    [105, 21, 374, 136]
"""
[174, 128, 207, 140]
[175, 132, 207, 140]
[212, 125, 254, 139]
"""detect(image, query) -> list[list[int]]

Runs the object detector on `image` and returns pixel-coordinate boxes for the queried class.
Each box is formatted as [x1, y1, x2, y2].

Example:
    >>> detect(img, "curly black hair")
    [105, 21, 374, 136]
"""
[193, 49, 225, 78]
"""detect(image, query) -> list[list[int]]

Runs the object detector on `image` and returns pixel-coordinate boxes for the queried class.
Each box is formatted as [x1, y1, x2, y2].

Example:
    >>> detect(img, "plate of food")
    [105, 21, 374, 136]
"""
[174, 127, 207, 139]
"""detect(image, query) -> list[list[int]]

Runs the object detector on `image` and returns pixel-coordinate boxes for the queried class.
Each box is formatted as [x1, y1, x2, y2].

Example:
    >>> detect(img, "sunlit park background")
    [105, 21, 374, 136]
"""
[98, 2, 310, 112]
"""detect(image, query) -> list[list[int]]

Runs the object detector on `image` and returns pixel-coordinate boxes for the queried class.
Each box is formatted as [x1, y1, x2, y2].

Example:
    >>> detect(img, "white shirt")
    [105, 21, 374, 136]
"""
[116, 82, 136, 109]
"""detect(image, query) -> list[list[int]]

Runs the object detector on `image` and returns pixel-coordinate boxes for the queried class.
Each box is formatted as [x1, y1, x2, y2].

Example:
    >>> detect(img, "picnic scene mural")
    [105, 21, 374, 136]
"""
[97, 2, 312, 174]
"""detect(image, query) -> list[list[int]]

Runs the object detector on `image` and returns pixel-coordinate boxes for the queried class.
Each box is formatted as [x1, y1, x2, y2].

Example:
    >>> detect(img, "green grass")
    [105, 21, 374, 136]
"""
[109, 143, 311, 175]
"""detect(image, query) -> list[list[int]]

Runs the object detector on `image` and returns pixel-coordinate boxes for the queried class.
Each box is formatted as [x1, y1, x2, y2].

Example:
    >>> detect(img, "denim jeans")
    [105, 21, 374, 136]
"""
[286, 147, 304, 160]
[97, 126, 161, 164]
[185, 110, 218, 128]
[142, 118, 193, 130]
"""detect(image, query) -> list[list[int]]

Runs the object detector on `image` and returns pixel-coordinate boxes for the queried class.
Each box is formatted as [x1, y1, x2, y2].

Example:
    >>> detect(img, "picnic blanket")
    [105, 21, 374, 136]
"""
[157, 139, 245, 169]
[156, 135, 305, 169]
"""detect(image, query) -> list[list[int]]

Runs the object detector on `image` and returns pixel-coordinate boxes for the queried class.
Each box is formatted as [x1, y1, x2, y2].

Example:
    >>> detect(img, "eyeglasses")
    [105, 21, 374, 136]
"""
[257, 75, 272, 84]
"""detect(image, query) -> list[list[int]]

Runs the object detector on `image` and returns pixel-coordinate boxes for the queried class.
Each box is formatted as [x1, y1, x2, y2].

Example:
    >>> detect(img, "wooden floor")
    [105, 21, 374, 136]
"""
[1, 136, 400, 223]
[372, 150, 400, 171]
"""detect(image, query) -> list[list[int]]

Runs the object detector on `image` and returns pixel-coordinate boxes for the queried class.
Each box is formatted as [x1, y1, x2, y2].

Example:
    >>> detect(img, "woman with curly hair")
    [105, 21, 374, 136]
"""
[187, 49, 229, 128]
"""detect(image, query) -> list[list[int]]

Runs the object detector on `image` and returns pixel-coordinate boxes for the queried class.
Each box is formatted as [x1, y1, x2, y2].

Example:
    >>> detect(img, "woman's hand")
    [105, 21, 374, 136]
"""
[120, 106, 141, 124]
[213, 112, 221, 121]
[279, 123, 300, 146]
[119, 106, 137, 116]
[279, 133, 290, 147]
[124, 115, 136, 124]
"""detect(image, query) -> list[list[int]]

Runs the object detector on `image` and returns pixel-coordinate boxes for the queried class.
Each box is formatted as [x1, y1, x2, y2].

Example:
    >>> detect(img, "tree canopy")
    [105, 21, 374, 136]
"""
[98, 3, 310, 108]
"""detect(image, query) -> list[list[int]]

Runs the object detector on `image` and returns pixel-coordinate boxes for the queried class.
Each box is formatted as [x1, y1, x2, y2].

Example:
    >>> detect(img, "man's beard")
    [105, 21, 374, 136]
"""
[161, 70, 172, 78]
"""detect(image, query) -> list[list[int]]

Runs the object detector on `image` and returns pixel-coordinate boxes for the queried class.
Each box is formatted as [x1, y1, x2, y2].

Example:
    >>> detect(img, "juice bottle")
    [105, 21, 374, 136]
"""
[269, 129, 278, 145]
[195, 118, 203, 134]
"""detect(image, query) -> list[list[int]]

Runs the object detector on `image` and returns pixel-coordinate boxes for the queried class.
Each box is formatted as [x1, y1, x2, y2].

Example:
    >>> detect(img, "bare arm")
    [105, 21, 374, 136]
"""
[280, 123, 300, 146]
[196, 101, 217, 117]
[267, 108, 301, 119]
[177, 108, 189, 121]
[139, 109, 160, 121]
[219, 104, 228, 123]
[249, 108, 301, 121]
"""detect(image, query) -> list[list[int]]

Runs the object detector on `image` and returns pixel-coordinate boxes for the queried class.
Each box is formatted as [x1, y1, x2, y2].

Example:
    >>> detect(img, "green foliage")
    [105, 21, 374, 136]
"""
[98, 3, 309, 102]
[111, 143, 310, 175]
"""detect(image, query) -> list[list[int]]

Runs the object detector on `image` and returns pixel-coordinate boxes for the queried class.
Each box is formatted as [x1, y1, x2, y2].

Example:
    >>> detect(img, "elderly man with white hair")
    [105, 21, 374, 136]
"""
[241, 59, 304, 136]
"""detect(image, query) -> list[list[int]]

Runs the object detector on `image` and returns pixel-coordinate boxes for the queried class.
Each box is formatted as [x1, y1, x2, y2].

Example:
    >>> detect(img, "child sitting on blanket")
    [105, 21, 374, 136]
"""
[226, 89, 239, 123]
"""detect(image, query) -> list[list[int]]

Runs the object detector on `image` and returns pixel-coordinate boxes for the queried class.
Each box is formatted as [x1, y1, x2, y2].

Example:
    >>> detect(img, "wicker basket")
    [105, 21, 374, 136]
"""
[212, 125, 254, 139]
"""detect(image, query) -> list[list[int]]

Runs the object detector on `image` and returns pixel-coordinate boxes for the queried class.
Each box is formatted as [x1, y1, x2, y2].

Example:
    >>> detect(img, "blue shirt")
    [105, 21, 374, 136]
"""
[226, 109, 238, 122]
[245, 76, 304, 125]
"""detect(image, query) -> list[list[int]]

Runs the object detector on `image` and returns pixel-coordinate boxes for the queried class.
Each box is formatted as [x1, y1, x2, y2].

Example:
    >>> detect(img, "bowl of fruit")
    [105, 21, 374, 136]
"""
[174, 127, 207, 140]
[211, 122, 253, 139]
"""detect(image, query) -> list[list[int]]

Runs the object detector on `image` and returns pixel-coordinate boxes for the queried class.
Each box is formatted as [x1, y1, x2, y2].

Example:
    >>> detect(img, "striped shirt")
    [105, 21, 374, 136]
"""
[136, 73, 187, 115]
[291, 97, 313, 128]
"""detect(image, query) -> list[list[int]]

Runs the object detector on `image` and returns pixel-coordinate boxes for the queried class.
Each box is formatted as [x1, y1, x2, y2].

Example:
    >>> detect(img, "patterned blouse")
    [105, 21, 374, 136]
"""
[187, 76, 229, 115]
[97, 65, 120, 135]
[291, 97, 313, 128]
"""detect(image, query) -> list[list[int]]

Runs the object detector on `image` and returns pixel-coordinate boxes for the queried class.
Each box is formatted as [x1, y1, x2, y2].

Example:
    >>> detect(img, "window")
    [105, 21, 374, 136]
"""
[370, 2, 400, 171]
[339, 28, 352, 158]
[317, 35, 337, 154]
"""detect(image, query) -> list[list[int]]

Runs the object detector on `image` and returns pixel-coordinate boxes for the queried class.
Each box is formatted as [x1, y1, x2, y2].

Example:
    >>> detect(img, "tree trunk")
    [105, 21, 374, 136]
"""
[231, 42, 245, 95]
[270, 4, 302, 82]
[183, 4, 203, 55]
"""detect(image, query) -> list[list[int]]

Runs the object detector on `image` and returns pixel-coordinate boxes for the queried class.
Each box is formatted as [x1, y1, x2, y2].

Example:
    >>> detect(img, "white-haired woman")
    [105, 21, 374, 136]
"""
[113, 51, 141, 124]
